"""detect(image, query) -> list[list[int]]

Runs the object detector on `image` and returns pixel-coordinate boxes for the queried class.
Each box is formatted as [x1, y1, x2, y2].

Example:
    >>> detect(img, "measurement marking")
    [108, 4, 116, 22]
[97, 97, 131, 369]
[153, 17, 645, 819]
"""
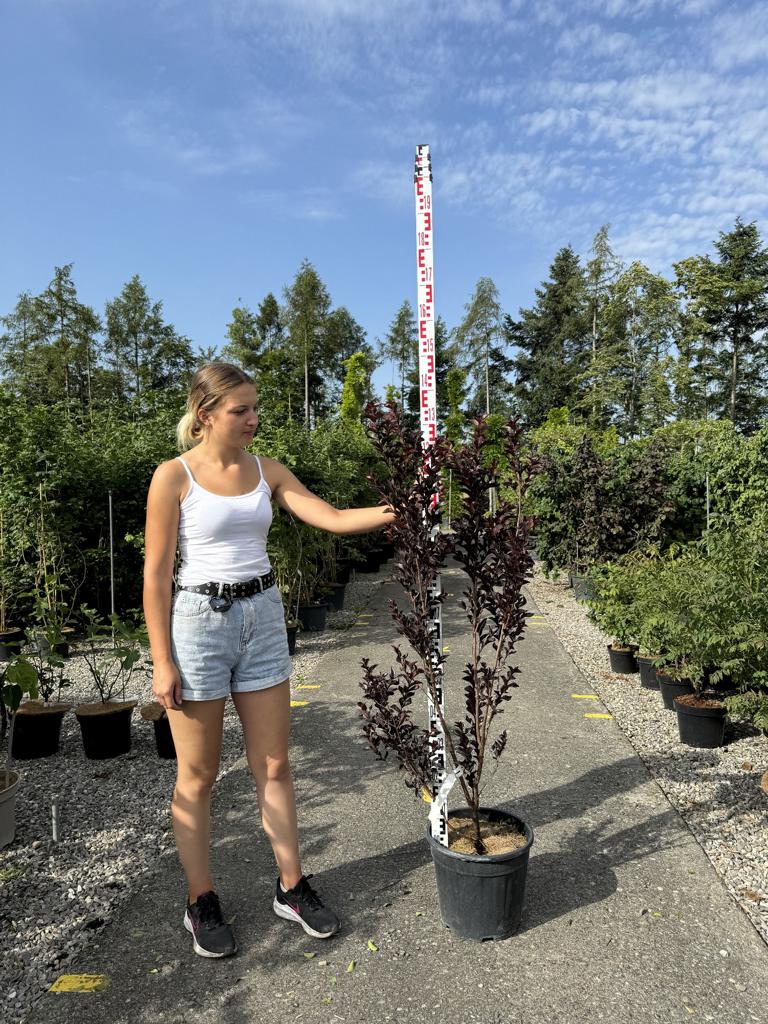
[584, 713, 613, 719]
[49, 975, 110, 993]
[290, 700, 310, 708]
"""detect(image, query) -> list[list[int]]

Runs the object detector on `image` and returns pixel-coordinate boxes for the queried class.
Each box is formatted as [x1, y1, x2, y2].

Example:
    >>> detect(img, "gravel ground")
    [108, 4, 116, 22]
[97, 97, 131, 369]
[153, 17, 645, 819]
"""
[0, 569, 390, 1024]
[527, 563, 768, 948]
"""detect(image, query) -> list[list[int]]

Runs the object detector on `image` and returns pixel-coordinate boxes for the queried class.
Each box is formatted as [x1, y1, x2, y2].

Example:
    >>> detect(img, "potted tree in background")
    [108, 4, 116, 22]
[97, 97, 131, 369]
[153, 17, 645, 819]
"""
[9, 636, 72, 759]
[359, 404, 537, 941]
[74, 607, 147, 759]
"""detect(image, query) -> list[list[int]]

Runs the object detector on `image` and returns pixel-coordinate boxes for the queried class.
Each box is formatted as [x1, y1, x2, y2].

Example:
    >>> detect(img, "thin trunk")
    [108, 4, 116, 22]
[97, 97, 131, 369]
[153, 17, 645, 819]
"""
[303, 325, 310, 428]
[731, 340, 738, 422]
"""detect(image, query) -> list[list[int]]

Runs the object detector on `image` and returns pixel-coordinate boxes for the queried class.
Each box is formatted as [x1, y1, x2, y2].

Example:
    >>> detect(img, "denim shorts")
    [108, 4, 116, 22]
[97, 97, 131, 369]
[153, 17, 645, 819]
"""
[170, 585, 292, 701]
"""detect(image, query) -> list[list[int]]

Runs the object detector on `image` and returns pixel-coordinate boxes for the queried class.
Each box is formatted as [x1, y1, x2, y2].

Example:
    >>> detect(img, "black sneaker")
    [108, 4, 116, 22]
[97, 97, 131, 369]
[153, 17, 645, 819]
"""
[273, 875, 340, 939]
[183, 890, 237, 958]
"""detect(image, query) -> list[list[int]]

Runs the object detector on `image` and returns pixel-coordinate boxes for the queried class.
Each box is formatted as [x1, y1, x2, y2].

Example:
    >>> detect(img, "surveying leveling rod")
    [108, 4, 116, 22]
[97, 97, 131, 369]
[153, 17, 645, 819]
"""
[414, 144, 449, 845]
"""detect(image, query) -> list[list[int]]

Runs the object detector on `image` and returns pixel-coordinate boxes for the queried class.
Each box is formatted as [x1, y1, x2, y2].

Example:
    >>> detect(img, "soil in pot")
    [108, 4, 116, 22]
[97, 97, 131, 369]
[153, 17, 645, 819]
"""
[297, 604, 327, 632]
[75, 701, 137, 760]
[140, 702, 176, 759]
[674, 694, 727, 748]
[637, 655, 660, 690]
[657, 673, 695, 710]
[427, 807, 534, 941]
[607, 645, 639, 674]
[0, 770, 20, 849]
[12, 701, 70, 759]
[0, 626, 23, 661]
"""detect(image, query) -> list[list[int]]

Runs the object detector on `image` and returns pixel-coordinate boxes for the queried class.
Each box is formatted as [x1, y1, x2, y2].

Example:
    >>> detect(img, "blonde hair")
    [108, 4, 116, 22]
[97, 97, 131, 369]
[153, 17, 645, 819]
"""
[176, 362, 256, 451]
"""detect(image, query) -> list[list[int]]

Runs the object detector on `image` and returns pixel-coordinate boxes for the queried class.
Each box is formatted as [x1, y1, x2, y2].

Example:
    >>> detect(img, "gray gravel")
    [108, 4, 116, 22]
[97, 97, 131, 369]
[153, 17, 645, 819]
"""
[0, 570, 389, 1024]
[527, 564, 768, 946]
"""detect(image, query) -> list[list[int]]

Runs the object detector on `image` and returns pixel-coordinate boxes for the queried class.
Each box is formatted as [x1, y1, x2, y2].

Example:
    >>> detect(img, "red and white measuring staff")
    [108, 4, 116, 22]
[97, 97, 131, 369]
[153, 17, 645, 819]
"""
[415, 144, 450, 845]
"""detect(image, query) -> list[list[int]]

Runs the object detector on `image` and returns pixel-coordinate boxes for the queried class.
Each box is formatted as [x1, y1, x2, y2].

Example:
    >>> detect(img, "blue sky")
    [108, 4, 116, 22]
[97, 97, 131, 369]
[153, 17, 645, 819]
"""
[2, 0, 767, 394]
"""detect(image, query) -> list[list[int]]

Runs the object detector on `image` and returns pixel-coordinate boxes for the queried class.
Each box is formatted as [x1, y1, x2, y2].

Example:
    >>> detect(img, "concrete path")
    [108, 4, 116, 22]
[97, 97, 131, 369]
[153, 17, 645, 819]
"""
[34, 565, 768, 1024]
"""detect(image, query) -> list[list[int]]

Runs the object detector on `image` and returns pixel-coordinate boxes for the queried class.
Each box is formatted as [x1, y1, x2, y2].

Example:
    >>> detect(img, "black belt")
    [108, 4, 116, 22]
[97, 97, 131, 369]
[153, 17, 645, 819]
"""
[177, 571, 276, 612]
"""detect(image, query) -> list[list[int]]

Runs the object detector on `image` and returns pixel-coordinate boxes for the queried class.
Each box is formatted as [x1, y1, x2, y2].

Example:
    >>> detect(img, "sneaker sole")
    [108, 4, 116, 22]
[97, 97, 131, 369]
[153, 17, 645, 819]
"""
[183, 911, 237, 958]
[272, 898, 339, 939]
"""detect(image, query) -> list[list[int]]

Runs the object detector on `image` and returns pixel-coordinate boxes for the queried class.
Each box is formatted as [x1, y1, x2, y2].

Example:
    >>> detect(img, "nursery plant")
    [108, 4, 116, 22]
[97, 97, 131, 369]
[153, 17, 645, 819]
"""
[0, 656, 38, 847]
[359, 403, 537, 856]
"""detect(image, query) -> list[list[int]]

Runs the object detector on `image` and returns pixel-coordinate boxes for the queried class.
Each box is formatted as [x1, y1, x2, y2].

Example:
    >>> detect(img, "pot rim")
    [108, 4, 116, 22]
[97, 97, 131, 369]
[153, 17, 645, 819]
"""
[75, 700, 138, 717]
[426, 806, 534, 863]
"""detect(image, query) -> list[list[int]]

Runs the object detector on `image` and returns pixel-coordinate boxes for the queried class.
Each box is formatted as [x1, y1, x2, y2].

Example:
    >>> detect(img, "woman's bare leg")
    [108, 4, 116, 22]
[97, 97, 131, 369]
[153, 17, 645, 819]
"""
[232, 681, 302, 889]
[167, 698, 226, 902]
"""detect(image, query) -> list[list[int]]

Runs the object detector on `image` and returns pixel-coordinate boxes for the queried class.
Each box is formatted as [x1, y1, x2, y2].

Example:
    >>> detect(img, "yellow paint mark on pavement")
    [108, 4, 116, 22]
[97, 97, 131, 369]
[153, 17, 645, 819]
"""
[584, 713, 613, 719]
[290, 700, 310, 708]
[421, 787, 433, 803]
[571, 694, 598, 699]
[297, 684, 320, 689]
[442, 646, 451, 652]
[49, 975, 110, 993]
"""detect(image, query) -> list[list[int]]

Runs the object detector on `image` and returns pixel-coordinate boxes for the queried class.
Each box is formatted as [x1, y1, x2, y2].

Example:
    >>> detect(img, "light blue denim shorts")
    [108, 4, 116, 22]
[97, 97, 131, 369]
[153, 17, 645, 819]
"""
[170, 585, 292, 701]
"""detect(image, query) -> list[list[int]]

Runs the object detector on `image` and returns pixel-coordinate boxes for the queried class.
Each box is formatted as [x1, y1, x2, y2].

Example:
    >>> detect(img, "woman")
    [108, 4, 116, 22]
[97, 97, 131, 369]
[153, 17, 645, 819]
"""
[143, 361, 394, 958]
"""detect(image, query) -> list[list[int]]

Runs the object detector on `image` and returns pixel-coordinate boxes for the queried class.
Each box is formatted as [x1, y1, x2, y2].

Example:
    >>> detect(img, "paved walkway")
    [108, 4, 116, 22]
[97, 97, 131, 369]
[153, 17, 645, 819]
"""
[35, 566, 768, 1024]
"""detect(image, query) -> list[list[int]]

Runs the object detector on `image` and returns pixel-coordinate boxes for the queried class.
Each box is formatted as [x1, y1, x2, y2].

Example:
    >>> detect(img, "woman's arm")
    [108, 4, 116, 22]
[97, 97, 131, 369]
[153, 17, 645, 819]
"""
[143, 461, 183, 677]
[268, 460, 395, 535]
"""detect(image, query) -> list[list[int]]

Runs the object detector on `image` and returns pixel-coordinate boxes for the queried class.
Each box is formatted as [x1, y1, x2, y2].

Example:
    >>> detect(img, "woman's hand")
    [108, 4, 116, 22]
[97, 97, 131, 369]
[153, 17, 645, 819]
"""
[152, 660, 183, 711]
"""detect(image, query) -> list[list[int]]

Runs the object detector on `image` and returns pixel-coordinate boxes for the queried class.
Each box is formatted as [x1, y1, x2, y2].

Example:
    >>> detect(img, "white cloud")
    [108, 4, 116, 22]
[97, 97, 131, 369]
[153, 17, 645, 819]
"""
[711, 2, 768, 70]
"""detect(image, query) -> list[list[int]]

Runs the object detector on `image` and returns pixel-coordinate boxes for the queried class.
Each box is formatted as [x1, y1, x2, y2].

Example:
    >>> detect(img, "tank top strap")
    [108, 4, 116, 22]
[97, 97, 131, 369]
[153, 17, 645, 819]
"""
[176, 456, 196, 484]
[253, 453, 265, 484]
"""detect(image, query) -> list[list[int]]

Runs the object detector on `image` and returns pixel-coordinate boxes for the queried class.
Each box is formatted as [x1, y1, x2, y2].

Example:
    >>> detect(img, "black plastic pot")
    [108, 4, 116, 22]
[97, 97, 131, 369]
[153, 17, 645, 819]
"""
[325, 583, 346, 612]
[152, 716, 176, 759]
[657, 673, 695, 710]
[359, 550, 383, 573]
[297, 603, 327, 632]
[12, 704, 69, 759]
[335, 562, 352, 585]
[75, 703, 135, 760]
[674, 696, 727, 748]
[637, 656, 660, 690]
[607, 645, 638, 674]
[28, 635, 71, 659]
[286, 624, 298, 655]
[570, 574, 596, 602]
[427, 808, 534, 941]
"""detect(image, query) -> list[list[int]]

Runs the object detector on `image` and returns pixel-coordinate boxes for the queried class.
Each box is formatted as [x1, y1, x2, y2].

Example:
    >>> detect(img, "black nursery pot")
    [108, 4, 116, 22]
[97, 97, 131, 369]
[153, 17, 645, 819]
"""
[75, 704, 134, 760]
[297, 604, 327, 632]
[637, 656, 660, 690]
[325, 583, 346, 612]
[570, 574, 596, 602]
[674, 697, 727, 748]
[0, 627, 23, 661]
[152, 716, 176, 760]
[12, 707, 68, 759]
[286, 624, 298, 655]
[657, 673, 695, 710]
[427, 808, 534, 942]
[607, 645, 639, 674]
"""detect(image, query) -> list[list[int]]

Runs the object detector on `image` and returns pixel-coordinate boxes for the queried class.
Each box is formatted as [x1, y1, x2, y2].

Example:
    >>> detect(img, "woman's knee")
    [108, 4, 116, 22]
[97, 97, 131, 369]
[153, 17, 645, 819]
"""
[250, 752, 291, 785]
[174, 763, 218, 799]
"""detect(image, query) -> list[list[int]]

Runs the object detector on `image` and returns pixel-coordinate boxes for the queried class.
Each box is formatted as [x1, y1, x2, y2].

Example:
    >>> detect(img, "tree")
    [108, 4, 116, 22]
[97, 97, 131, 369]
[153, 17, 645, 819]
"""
[323, 307, 373, 410]
[339, 351, 373, 424]
[675, 219, 768, 432]
[606, 262, 678, 437]
[508, 246, 590, 426]
[454, 277, 507, 416]
[283, 260, 331, 427]
[580, 225, 623, 428]
[378, 300, 416, 409]
[222, 303, 261, 371]
[105, 274, 194, 410]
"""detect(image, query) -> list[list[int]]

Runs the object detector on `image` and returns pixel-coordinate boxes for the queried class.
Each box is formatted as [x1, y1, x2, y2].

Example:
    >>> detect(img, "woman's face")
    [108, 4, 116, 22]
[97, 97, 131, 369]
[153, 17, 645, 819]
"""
[200, 383, 259, 445]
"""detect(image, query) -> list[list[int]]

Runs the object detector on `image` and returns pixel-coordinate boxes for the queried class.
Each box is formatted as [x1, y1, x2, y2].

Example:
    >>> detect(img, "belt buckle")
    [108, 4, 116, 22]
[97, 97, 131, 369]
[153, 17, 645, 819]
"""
[209, 582, 232, 612]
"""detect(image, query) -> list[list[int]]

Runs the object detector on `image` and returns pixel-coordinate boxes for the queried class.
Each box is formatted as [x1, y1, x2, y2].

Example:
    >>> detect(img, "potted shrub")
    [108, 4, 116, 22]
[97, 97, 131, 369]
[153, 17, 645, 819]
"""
[0, 656, 38, 848]
[10, 640, 72, 759]
[268, 511, 304, 653]
[359, 406, 537, 941]
[74, 606, 147, 760]
[587, 560, 641, 674]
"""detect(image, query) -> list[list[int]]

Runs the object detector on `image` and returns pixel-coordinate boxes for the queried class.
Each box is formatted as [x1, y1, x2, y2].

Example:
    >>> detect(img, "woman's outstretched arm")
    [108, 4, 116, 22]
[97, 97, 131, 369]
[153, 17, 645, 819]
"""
[268, 459, 395, 535]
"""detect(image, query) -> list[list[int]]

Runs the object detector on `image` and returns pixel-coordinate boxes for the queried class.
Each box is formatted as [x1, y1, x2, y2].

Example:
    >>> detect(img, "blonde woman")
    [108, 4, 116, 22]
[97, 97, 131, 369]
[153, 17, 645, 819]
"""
[143, 361, 393, 958]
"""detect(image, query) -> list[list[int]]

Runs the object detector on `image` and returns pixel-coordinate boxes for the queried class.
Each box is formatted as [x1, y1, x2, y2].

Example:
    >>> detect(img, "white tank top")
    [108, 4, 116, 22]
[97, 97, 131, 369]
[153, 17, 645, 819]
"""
[175, 455, 273, 584]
